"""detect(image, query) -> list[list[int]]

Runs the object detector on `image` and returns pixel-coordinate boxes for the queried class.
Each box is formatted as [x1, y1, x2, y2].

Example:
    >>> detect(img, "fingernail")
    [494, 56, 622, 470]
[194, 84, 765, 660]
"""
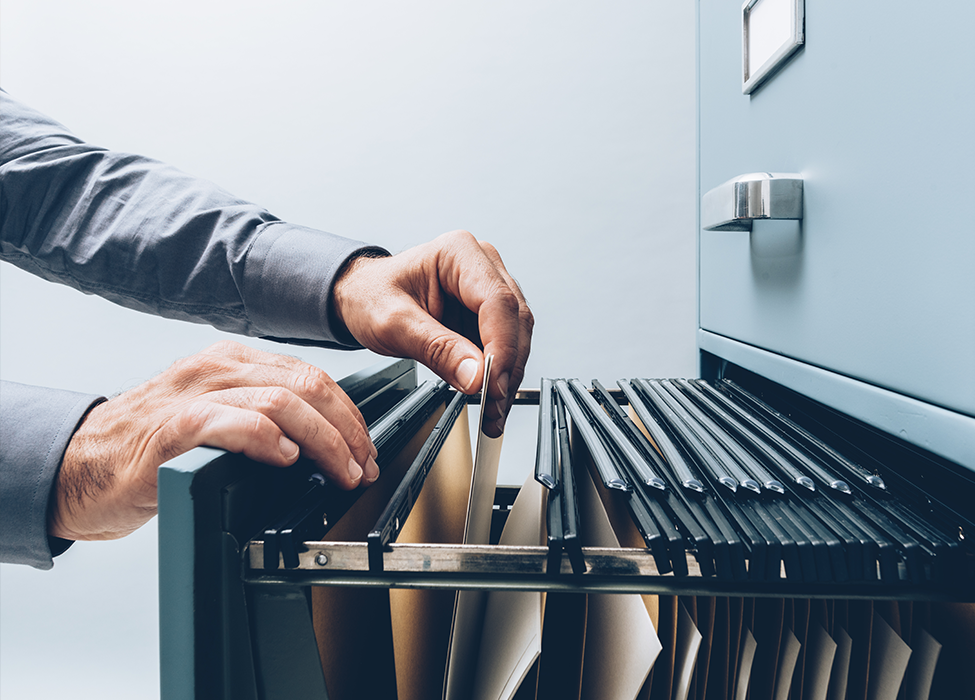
[347, 458, 363, 482]
[457, 357, 479, 392]
[364, 456, 380, 484]
[279, 436, 299, 460]
[496, 372, 510, 399]
[369, 441, 379, 460]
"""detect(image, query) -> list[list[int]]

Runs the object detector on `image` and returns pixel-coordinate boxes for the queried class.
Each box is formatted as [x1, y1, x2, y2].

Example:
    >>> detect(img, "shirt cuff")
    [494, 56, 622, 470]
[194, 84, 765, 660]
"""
[242, 222, 389, 348]
[0, 382, 104, 569]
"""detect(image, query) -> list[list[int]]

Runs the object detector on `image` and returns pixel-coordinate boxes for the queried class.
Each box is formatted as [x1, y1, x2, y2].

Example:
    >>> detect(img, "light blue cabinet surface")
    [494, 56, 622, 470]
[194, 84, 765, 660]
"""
[699, 0, 975, 419]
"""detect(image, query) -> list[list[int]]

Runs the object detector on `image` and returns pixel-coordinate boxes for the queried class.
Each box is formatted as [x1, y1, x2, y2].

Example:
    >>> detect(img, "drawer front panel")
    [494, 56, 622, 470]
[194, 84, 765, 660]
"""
[699, 0, 975, 417]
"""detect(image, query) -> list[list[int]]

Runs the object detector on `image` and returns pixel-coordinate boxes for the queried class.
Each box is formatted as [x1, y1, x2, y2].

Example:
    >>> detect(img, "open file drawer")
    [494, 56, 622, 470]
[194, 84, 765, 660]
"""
[158, 358, 975, 700]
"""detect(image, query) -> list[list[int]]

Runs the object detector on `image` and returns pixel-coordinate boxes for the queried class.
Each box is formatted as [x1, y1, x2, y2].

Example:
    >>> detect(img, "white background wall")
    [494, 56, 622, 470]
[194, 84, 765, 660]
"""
[0, 2, 697, 697]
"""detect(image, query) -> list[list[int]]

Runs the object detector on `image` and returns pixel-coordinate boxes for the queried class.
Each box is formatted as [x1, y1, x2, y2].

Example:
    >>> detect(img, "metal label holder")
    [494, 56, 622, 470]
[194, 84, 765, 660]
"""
[742, 0, 805, 94]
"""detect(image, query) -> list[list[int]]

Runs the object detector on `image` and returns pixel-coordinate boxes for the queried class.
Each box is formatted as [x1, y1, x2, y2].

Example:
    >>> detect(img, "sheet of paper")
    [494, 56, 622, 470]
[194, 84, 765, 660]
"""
[391, 405, 474, 700]
[867, 610, 912, 700]
[577, 459, 662, 700]
[772, 627, 801, 700]
[673, 600, 704, 700]
[465, 354, 505, 545]
[471, 474, 545, 700]
[904, 627, 941, 700]
[801, 623, 838, 700]
[828, 625, 853, 700]
[445, 355, 505, 700]
[734, 628, 758, 700]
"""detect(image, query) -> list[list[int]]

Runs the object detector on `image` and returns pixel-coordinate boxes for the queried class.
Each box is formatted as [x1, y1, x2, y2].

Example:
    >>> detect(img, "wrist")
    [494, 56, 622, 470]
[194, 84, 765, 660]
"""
[331, 249, 390, 337]
[47, 439, 113, 541]
[47, 399, 127, 541]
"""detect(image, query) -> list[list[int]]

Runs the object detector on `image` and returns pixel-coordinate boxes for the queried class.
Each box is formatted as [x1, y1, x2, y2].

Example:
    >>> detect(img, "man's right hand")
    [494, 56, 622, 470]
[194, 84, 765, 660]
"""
[48, 341, 378, 542]
[332, 230, 534, 438]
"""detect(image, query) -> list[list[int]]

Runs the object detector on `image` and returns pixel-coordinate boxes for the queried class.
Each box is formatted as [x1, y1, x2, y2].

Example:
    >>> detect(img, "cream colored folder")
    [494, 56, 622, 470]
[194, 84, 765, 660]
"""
[578, 453, 663, 700]
[471, 474, 546, 700]
[445, 354, 505, 700]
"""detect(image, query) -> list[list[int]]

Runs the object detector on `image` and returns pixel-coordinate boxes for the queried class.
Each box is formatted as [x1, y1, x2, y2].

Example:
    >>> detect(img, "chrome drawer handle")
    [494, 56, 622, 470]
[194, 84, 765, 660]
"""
[702, 172, 803, 231]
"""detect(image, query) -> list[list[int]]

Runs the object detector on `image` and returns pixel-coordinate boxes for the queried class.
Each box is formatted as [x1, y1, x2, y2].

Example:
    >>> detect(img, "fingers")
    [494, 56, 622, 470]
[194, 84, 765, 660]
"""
[330, 230, 533, 439]
[153, 386, 379, 490]
[393, 232, 532, 437]
[227, 355, 377, 465]
[473, 240, 534, 435]
[151, 400, 303, 468]
[391, 301, 488, 394]
[332, 252, 492, 395]
[50, 344, 385, 543]
[198, 340, 372, 439]
[166, 341, 379, 487]
[426, 232, 531, 436]
[388, 230, 530, 408]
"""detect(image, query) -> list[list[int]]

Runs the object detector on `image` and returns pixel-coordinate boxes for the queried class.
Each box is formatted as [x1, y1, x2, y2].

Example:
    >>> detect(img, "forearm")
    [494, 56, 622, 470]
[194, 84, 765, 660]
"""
[0, 90, 386, 347]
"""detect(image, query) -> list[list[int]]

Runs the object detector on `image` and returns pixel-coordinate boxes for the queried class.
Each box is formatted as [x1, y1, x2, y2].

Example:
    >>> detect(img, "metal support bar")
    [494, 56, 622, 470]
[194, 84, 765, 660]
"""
[243, 541, 973, 602]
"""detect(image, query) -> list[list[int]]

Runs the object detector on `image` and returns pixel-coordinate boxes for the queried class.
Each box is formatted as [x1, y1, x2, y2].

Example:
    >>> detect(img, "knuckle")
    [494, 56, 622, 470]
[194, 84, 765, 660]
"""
[255, 386, 294, 414]
[494, 287, 521, 317]
[167, 355, 198, 379]
[347, 423, 371, 454]
[372, 308, 400, 337]
[292, 371, 330, 403]
[318, 426, 345, 457]
[478, 240, 500, 258]
[370, 303, 412, 343]
[421, 332, 459, 370]
[170, 353, 233, 384]
[205, 339, 244, 356]
[179, 355, 213, 375]
[173, 402, 213, 437]
[443, 229, 475, 246]
[244, 411, 274, 442]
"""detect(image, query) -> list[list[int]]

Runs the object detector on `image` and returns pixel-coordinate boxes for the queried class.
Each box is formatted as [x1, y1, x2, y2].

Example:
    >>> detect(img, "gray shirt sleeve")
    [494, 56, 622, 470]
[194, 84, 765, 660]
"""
[0, 90, 389, 567]
[0, 381, 103, 569]
[0, 89, 388, 347]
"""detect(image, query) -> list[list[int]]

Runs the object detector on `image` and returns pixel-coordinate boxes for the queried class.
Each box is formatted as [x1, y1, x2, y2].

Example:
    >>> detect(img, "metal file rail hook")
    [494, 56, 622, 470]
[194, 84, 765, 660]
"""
[702, 172, 803, 232]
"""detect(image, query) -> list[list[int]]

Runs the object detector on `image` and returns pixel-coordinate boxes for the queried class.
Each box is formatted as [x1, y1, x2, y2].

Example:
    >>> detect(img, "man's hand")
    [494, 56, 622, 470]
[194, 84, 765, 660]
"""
[332, 230, 534, 437]
[48, 341, 379, 541]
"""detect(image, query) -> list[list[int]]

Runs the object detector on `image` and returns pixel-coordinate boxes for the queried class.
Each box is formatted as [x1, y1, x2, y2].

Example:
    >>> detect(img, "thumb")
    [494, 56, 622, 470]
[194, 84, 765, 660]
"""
[395, 313, 485, 393]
